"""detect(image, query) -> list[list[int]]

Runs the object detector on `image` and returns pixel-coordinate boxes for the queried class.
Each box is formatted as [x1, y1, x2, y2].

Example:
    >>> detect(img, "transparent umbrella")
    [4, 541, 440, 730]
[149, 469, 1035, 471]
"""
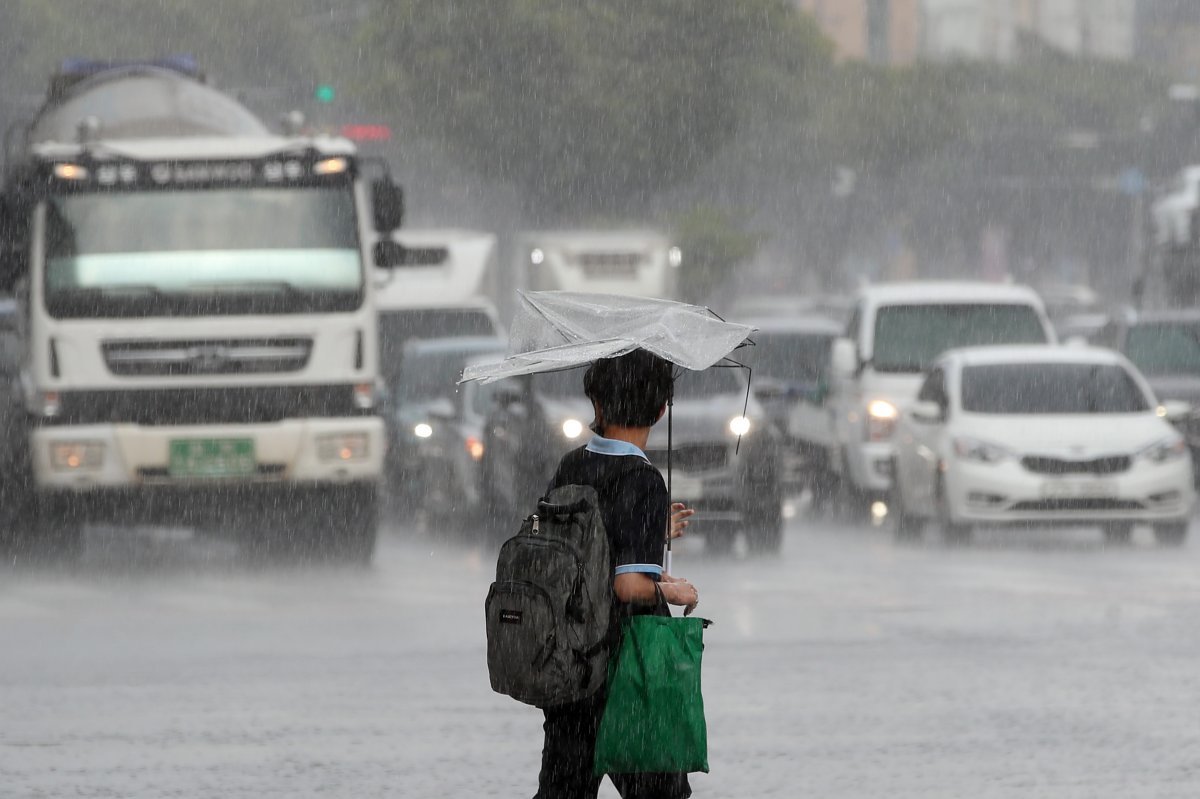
[461, 290, 756, 571]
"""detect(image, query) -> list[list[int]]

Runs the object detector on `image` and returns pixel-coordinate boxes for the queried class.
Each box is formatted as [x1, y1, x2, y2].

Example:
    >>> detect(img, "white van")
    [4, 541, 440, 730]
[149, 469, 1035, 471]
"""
[817, 282, 1056, 513]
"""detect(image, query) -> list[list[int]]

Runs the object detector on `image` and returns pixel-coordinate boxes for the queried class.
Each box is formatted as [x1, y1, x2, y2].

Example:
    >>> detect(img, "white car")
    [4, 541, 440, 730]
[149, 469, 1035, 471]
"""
[892, 346, 1195, 545]
[823, 282, 1055, 514]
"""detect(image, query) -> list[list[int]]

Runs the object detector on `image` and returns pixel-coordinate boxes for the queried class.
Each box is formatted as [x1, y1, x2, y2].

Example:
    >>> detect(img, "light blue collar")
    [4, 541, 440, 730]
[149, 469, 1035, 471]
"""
[586, 434, 651, 463]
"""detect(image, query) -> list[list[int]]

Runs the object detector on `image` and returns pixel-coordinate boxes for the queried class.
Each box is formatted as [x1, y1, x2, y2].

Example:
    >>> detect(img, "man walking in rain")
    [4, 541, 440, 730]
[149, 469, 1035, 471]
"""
[535, 348, 699, 799]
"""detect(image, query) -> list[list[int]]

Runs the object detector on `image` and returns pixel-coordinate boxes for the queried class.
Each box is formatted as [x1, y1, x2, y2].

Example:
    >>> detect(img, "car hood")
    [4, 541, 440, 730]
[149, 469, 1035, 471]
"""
[956, 412, 1176, 457]
[646, 395, 752, 448]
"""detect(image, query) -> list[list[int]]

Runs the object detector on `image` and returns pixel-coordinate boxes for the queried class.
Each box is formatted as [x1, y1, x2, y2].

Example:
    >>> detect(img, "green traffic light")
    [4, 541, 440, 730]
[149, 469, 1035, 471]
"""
[314, 84, 335, 103]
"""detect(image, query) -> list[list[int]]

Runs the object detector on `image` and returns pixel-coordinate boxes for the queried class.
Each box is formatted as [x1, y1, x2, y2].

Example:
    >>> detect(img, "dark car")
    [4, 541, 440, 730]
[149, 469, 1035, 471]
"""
[1093, 307, 1200, 469]
[481, 365, 783, 551]
[739, 315, 842, 493]
[388, 336, 507, 527]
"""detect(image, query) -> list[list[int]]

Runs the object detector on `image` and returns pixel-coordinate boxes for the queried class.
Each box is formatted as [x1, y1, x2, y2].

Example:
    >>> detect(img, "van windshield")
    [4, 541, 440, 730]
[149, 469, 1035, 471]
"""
[872, 304, 1047, 373]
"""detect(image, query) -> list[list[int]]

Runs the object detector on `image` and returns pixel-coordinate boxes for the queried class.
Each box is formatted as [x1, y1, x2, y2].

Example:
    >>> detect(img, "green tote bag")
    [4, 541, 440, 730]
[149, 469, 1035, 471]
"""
[593, 614, 710, 776]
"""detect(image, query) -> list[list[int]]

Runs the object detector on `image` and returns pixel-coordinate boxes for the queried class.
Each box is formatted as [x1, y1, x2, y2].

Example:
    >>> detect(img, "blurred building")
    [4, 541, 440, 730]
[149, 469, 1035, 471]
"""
[797, 0, 922, 65]
[1136, 0, 1200, 79]
[921, 0, 1137, 62]
[798, 0, 1139, 64]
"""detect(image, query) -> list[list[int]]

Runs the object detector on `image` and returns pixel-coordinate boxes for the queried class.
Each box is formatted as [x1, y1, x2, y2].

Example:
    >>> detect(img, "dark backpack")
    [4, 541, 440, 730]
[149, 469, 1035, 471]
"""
[485, 460, 647, 708]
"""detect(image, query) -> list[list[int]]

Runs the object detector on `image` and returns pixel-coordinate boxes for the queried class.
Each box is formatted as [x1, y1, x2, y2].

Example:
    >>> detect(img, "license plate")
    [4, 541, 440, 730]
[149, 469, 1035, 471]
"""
[169, 438, 256, 478]
[1040, 480, 1116, 499]
[664, 472, 704, 500]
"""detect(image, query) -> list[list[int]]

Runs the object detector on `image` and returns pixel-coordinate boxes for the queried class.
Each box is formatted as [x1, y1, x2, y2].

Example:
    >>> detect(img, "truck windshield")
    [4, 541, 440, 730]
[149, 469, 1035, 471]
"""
[961, 363, 1150, 414]
[43, 186, 361, 317]
[872, 304, 1047, 373]
[1125, 322, 1200, 377]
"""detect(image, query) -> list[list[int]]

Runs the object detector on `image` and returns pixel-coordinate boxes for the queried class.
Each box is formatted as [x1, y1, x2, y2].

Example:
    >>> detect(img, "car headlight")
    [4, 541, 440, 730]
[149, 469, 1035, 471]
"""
[866, 399, 898, 441]
[413, 423, 434, 439]
[728, 415, 751, 436]
[561, 418, 585, 439]
[953, 436, 1012, 464]
[1138, 436, 1188, 463]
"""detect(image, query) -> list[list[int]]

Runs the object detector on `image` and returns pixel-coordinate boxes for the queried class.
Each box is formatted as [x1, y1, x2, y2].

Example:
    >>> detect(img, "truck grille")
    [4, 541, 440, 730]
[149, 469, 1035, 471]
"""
[42, 385, 366, 426]
[103, 338, 313, 376]
[644, 444, 729, 474]
[1010, 499, 1143, 512]
[1021, 455, 1131, 475]
[574, 252, 642, 278]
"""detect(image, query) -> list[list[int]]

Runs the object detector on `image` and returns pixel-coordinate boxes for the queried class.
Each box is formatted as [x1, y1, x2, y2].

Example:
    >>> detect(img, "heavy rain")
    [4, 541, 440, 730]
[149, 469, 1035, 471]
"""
[3, 2, 1200, 797]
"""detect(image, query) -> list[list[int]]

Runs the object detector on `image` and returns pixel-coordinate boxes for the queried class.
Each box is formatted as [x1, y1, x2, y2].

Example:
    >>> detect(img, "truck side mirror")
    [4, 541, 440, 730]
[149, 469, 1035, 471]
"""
[909, 400, 944, 424]
[371, 178, 404, 233]
[831, 338, 858, 377]
[0, 200, 26, 293]
[373, 239, 407, 268]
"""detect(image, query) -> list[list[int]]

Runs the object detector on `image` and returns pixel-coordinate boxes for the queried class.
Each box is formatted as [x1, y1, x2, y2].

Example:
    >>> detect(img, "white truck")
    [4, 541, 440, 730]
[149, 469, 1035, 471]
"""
[797, 282, 1056, 516]
[512, 229, 682, 300]
[1150, 165, 1200, 304]
[0, 58, 408, 559]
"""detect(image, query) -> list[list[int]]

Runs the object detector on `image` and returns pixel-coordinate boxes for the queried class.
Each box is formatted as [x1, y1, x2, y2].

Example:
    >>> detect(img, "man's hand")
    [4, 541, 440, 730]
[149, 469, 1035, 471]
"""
[660, 574, 699, 616]
[668, 502, 695, 540]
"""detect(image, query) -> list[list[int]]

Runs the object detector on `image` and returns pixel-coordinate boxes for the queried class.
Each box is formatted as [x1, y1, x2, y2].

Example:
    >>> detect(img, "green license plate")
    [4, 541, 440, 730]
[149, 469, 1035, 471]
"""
[168, 438, 256, 478]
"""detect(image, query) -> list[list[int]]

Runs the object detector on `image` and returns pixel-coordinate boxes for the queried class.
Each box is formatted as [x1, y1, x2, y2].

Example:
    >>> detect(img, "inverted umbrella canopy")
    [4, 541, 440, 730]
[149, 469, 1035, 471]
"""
[460, 291, 756, 383]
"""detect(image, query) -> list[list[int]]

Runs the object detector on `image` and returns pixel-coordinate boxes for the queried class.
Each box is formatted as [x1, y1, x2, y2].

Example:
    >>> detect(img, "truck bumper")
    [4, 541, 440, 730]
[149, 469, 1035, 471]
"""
[31, 417, 385, 490]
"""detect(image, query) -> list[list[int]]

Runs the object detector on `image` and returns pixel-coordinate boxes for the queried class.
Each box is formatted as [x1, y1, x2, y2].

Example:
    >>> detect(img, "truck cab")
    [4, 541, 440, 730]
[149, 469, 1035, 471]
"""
[0, 59, 405, 559]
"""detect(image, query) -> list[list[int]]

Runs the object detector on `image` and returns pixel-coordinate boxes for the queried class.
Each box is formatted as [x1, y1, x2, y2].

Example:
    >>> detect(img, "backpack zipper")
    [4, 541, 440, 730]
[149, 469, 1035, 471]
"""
[532, 514, 540, 534]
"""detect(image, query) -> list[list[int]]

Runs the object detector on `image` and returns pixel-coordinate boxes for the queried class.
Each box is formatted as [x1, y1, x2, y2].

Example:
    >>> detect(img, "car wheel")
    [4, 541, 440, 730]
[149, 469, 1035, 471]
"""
[1154, 522, 1188, 547]
[891, 483, 925, 543]
[936, 473, 972, 546]
[706, 531, 736, 555]
[1103, 522, 1133, 546]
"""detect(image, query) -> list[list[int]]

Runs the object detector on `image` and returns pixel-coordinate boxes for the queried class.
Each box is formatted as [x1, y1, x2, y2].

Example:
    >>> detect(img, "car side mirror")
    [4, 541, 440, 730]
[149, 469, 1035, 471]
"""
[831, 338, 858, 377]
[910, 400, 944, 424]
[371, 177, 404, 233]
[1160, 399, 1191, 423]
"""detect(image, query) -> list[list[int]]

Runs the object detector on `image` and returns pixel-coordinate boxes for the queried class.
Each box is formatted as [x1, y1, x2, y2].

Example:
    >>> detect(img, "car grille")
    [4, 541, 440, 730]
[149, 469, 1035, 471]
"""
[644, 443, 729, 473]
[1010, 499, 1144, 512]
[1021, 455, 1131, 475]
[103, 338, 313, 376]
[574, 252, 642, 278]
[42, 385, 367, 426]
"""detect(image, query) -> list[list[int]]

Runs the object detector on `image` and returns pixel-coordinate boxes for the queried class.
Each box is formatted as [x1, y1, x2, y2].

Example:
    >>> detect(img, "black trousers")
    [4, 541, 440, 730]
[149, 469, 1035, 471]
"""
[534, 688, 692, 799]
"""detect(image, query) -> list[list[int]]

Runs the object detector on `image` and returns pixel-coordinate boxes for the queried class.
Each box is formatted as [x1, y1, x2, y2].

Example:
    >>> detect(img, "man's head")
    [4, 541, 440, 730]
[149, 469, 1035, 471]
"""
[584, 349, 674, 431]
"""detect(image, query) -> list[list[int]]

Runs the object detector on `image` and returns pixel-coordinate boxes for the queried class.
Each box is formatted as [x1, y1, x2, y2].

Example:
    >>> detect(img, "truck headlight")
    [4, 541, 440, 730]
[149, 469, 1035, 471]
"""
[866, 399, 897, 441]
[50, 441, 104, 471]
[953, 436, 1012, 464]
[728, 415, 751, 436]
[562, 418, 585, 439]
[318, 433, 370, 462]
[1138, 436, 1188, 463]
[413, 423, 433, 439]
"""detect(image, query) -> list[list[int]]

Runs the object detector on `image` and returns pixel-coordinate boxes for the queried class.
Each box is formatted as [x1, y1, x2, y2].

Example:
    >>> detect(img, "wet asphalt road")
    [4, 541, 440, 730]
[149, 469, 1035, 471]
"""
[3, 508, 1200, 798]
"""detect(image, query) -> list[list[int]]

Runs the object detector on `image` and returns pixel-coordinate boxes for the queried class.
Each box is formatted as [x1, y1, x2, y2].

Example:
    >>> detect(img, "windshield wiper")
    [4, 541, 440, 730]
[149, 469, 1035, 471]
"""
[60, 284, 171, 299]
[185, 280, 308, 296]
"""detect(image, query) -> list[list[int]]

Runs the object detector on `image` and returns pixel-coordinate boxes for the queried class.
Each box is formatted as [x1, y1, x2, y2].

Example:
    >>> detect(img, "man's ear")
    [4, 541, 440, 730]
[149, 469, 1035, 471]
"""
[655, 404, 667, 423]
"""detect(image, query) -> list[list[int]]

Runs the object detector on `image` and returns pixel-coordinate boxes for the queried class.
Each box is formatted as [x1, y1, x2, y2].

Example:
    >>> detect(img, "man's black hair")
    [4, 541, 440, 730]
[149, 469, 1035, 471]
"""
[583, 349, 673, 430]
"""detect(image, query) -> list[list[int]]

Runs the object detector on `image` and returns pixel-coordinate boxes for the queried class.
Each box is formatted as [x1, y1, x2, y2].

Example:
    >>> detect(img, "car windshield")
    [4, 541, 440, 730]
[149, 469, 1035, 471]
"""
[44, 187, 361, 317]
[396, 343, 505, 404]
[378, 309, 499, 386]
[1124, 322, 1200, 377]
[961, 363, 1150, 414]
[873, 304, 1047, 373]
[747, 331, 832, 383]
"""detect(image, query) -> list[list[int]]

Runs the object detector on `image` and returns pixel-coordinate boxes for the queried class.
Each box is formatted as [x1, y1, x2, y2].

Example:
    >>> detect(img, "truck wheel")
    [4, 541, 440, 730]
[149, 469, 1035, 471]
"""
[1153, 522, 1188, 547]
[324, 484, 378, 564]
[28, 492, 85, 561]
[706, 531, 736, 555]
